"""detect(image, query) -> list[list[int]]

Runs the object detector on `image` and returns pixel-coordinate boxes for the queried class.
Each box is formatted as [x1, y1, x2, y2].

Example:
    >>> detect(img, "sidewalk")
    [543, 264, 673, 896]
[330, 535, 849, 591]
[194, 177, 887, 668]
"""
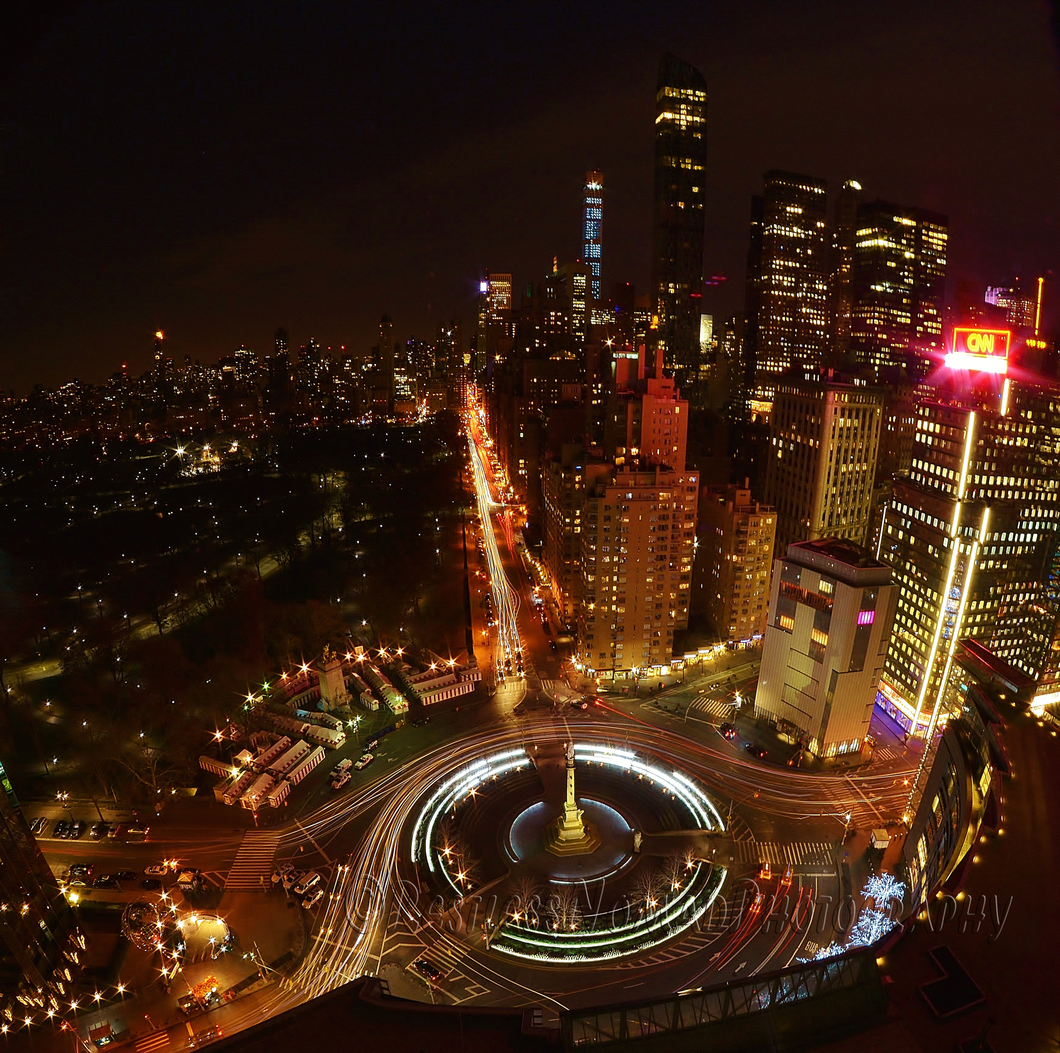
[71, 889, 307, 1050]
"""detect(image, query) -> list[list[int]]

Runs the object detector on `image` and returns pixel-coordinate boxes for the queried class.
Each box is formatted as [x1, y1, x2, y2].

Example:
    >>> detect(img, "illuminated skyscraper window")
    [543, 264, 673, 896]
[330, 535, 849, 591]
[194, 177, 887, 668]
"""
[651, 53, 707, 375]
[582, 171, 604, 302]
[744, 170, 829, 402]
[851, 201, 948, 377]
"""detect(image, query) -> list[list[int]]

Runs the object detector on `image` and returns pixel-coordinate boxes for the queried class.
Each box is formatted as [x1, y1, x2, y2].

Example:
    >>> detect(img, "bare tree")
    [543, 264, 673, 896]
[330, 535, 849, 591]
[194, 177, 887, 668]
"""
[113, 725, 189, 798]
[546, 885, 583, 933]
[631, 864, 665, 915]
[662, 851, 690, 896]
[505, 876, 544, 927]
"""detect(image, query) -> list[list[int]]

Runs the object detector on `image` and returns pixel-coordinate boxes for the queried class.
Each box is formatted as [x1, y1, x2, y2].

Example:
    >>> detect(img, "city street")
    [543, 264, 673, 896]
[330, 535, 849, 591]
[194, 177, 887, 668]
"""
[25, 409, 926, 1051]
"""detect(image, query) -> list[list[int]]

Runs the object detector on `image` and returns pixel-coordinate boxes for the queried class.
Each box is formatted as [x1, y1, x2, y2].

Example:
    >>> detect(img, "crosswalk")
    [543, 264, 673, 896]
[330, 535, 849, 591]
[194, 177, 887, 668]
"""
[616, 927, 717, 969]
[135, 1031, 170, 1053]
[540, 679, 579, 703]
[687, 693, 734, 723]
[873, 747, 901, 763]
[732, 841, 834, 867]
[225, 830, 281, 890]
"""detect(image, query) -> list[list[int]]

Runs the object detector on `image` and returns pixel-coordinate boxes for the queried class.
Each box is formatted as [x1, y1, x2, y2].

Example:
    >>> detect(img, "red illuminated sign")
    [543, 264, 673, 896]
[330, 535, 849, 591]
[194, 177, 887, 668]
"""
[945, 327, 1011, 374]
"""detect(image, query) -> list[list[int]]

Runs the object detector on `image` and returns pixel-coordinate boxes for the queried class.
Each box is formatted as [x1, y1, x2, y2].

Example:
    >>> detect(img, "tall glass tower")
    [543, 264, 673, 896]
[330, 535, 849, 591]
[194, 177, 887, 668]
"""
[651, 53, 707, 375]
[877, 362, 1060, 737]
[851, 201, 948, 378]
[743, 170, 829, 402]
[582, 171, 603, 302]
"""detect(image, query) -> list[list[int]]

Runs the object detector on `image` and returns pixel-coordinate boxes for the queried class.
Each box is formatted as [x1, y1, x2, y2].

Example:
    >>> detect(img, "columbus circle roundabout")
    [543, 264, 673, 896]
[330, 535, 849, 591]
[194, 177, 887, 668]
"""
[409, 737, 728, 965]
[255, 716, 865, 1020]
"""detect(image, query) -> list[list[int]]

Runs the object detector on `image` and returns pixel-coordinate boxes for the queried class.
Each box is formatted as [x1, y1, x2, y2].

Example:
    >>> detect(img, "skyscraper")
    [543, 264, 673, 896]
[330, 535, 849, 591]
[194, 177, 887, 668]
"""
[377, 314, 396, 407]
[744, 171, 829, 401]
[488, 273, 513, 317]
[543, 447, 612, 627]
[694, 483, 776, 644]
[878, 334, 1060, 736]
[575, 463, 699, 677]
[765, 375, 883, 553]
[542, 356, 700, 677]
[582, 172, 604, 302]
[850, 201, 948, 376]
[827, 179, 862, 360]
[605, 371, 690, 471]
[555, 262, 593, 346]
[0, 761, 82, 1022]
[984, 284, 1037, 331]
[651, 53, 707, 375]
[755, 538, 896, 759]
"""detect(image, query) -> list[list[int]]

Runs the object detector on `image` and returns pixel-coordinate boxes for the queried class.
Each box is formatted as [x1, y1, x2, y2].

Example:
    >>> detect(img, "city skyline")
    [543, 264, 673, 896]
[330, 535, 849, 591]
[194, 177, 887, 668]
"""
[0, 8, 1058, 1045]
[1, 1, 1059, 392]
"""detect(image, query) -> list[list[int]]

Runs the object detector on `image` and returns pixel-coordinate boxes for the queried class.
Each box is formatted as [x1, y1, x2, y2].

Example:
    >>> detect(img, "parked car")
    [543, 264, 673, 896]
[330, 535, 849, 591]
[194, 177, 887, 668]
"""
[144, 864, 170, 877]
[331, 772, 352, 791]
[68, 862, 94, 878]
[743, 742, 768, 759]
[93, 875, 121, 890]
[329, 759, 353, 779]
[89, 821, 108, 840]
[281, 869, 306, 891]
[292, 871, 321, 897]
[355, 753, 374, 770]
[114, 870, 136, 882]
[301, 887, 325, 909]
[69, 820, 87, 839]
[177, 868, 203, 892]
[412, 958, 443, 983]
[139, 878, 162, 891]
[53, 819, 69, 838]
[29, 817, 48, 835]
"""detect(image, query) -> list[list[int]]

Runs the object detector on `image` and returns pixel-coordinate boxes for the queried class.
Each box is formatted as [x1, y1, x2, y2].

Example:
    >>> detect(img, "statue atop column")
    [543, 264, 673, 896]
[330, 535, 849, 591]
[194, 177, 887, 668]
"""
[546, 741, 600, 856]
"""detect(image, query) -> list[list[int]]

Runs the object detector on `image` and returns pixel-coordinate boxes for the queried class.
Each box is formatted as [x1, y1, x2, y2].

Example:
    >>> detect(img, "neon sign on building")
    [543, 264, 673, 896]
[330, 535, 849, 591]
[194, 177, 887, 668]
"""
[944, 327, 1012, 374]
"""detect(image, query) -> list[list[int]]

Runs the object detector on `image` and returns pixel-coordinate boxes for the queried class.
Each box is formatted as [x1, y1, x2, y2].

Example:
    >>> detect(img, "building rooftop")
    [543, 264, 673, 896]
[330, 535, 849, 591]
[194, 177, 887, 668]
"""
[785, 536, 891, 586]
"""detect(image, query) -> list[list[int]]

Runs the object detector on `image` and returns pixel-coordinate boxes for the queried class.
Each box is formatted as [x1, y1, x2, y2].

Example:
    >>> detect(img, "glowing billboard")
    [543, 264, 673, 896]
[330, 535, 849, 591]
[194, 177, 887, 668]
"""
[945, 327, 1011, 374]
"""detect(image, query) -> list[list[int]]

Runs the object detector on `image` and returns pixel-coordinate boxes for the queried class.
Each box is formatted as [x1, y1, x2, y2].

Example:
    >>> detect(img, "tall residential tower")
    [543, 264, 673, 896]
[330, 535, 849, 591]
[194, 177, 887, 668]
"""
[582, 172, 604, 302]
[651, 53, 707, 376]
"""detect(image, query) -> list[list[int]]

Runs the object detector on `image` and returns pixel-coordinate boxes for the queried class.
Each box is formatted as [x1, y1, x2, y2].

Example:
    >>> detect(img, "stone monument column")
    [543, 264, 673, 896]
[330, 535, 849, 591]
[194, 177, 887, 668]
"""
[546, 741, 600, 856]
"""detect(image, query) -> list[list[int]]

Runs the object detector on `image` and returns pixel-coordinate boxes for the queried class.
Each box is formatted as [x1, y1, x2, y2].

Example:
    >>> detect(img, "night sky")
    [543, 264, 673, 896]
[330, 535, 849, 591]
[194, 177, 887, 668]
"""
[1, 0, 1058, 392]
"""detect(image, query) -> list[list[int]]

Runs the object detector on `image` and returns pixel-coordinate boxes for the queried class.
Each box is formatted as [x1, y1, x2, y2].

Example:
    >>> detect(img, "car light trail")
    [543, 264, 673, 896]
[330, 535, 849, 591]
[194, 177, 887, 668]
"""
[465, 395, 524, 680]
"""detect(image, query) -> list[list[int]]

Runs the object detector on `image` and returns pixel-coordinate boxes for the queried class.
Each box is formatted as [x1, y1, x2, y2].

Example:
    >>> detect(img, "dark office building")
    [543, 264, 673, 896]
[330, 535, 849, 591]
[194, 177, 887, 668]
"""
[0, 762, 82, 1022]
[650, 53, 707, 377]
[851, 201, 948, 377]
[744, 171, 829, 402]
[828, 179, 862, 360]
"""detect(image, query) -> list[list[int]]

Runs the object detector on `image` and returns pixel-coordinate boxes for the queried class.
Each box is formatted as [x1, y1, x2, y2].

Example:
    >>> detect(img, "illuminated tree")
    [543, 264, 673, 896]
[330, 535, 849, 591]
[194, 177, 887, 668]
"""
[545, 886, 583, 932]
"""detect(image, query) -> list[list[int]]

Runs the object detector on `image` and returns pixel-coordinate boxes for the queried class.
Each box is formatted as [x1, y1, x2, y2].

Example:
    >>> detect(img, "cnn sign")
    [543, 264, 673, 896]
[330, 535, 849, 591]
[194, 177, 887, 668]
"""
[945, 327, 1011, 374]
